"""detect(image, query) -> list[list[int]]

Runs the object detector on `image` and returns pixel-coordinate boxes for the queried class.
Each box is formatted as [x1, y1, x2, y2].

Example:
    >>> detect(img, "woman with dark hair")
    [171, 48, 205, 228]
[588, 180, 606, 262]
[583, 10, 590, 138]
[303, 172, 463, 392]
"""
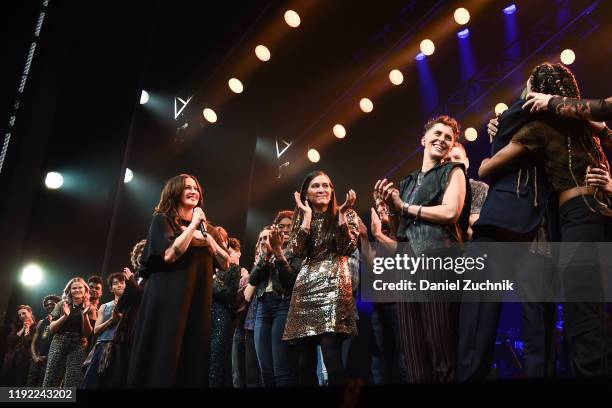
[251, 210, 301, 387]
[283, 171, 359, 386]
[127, 174, 230, 388]
[80, 272, 126, 389]
[43, 277, 95, 387]
[480, 62, 612, 376]
[209, 226, 245, 387]
[1, 305, 36, 386]
[376, 115, 468, 383]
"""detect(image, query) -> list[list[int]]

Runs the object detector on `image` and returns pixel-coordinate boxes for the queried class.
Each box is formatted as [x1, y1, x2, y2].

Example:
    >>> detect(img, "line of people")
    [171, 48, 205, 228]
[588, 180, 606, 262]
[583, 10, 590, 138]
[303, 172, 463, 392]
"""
[2, 61, 611, 388]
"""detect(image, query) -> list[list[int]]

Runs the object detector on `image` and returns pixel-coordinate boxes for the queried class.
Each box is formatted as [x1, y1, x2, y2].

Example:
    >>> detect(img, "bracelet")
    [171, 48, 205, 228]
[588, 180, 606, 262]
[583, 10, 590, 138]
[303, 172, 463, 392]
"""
[416, 205, 423, 220]
[402, 202, 410, 216]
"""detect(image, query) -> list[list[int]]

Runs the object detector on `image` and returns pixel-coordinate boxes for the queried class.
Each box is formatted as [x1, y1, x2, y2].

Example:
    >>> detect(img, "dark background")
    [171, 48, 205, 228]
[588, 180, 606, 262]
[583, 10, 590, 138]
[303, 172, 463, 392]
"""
[1, 0, 610, 379]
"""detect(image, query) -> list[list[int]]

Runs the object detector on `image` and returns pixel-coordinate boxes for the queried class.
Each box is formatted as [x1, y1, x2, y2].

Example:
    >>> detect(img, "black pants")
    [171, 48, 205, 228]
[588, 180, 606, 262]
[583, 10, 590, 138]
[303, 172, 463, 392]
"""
[559, 195, 612, 376]
[296, 334, 346, 386]
[457, 230, 556, 381]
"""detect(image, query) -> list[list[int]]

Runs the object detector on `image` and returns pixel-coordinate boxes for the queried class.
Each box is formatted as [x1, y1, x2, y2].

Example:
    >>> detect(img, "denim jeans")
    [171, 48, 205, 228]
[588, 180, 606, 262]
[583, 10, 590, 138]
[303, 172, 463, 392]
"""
[254, 293, 294, 386]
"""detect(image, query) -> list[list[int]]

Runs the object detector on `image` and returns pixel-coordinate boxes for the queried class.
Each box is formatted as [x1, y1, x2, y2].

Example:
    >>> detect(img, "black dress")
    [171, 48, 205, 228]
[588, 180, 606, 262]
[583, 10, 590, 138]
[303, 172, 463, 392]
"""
[127, 214, 214, 388]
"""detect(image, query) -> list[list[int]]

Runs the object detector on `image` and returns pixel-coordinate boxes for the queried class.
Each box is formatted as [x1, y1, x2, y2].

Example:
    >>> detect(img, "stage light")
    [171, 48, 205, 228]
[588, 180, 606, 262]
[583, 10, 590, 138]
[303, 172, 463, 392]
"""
[284, 10, 301, 28]
[255, 45, 271, 61]
[503, 4, 517, 15]
[416, 52, 426, 61]
[454, 8, 470, 25]
[420, 39, 435, 56]
[124, 168, 133, 183]
[307, 149, 320, 163]
[228, 78, 244, 93]
[359, 98, 374, 113]
[139, 90, 149, 105]
[45, 172, 63, 189]
[203, 108, 218, 123]
[495, 102, 509, 116]
[389, 69, 404, 85]
[465, 127, 478, 141]
[21, 264, 43, 286]
[457, 28, 470, 39]
[333, 124, 346, 139]
[560, 49, 575, 65]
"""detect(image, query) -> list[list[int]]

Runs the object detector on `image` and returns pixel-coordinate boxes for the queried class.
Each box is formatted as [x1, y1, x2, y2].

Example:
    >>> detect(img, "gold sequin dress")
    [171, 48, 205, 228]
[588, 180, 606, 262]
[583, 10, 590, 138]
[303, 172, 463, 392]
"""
[282, 209, 359, 340]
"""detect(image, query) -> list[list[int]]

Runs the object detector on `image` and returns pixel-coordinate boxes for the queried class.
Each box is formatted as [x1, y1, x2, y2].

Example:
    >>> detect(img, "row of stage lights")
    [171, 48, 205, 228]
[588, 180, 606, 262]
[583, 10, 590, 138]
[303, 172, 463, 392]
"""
[138, 5, 578, 164]
[42, 12, 305, 192]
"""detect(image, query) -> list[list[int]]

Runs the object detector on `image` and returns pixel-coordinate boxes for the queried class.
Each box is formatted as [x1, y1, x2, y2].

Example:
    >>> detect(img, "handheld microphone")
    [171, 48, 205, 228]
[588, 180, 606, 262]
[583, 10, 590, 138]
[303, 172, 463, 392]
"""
[199, 220, 208, 238]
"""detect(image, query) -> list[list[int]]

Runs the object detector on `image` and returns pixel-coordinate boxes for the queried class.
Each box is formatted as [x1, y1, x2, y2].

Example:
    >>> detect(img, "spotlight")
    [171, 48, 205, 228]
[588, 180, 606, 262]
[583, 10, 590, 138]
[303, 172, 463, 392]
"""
[139, 90, 149, 105]
[21, 264, 43, 286]
[284, 10, 301, 28]
[560, 49, 575, 65]
[333, 124, 346, 139]
[416, 52, 426, 61]
[389, 69, 404, 85]
[503, 4, 517, 15]
[45, 172, 63, 189]
[228, 78, 244, 93]
[124, 168, 133, 183]
[203, 108, 218, 123]
[359, 98, 374, 113]
[465, 127, 478, 141]
[420, 39, 435, 56]
[495, 102, 509, 116]
[457, 28, 470, 39]
[255, 45, 271, 61]
[454, 8, 470, 25]
[307, 149, 320, 163]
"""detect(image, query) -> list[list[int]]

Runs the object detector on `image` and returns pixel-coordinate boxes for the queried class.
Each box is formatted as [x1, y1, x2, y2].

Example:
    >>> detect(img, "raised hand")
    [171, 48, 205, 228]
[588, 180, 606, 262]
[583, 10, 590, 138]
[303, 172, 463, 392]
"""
[339, 189, 356, 213]
[123, 267, 134, 280]
[371, 208, 383, 237]
[191, 207, 207, 227]
[522, 92, 552, 114]
[294, 191, 312, 215]
[62, 302, 71, 317]
[487, 117, 499, 142]
[269, 226, 284, 255]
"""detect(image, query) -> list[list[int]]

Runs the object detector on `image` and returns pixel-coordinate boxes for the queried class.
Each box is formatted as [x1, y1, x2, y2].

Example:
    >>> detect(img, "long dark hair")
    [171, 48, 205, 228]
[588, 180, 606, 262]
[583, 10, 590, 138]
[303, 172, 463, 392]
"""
[530, 63, 609, 174]
[290, 171, 339, 253]
[154, 174, 205, 227]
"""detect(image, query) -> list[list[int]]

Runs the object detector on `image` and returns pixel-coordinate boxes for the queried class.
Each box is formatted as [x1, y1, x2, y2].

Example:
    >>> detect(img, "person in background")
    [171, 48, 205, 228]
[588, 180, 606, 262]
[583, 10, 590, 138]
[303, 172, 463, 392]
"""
[27, 295, 60, 386]
[1, 305, 36, 386]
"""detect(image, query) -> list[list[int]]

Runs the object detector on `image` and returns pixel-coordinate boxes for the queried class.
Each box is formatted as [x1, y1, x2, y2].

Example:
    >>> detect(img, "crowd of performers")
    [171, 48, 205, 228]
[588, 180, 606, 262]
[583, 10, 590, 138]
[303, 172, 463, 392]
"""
[2, 62, 612, 388]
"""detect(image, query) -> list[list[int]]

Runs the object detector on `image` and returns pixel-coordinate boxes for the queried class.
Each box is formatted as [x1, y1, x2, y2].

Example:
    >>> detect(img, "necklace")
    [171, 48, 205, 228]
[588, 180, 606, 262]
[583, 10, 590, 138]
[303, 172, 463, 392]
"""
[416, 172, 424, 186]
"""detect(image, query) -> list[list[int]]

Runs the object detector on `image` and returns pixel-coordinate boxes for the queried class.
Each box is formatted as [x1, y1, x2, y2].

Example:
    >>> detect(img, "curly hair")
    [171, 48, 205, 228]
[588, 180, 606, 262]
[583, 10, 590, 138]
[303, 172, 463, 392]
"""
[107, 272, 126, 290]
[43, 295, 61, 306]
[529, 62, 580, 98]
[130, 239, 147, 271]
[424, 115, 461, 140]
[273, 210, 294, 225]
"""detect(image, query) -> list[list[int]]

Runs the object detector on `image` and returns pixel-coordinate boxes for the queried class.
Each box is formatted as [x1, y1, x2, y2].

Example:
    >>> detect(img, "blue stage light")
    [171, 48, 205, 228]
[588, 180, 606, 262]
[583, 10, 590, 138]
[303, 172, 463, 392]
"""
[457, 28, 470, 39]
[416, 52, 426, 61]
[503, 4, 517, 15]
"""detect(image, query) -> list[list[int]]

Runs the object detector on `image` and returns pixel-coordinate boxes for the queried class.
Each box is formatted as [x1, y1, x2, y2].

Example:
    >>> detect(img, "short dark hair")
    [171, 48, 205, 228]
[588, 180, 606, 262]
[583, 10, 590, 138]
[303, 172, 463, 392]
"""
[228, 237, 241, 252]
[107, 272, 125, 290]
[43, 295, 61, 306]
[424, 115, 460, 140]
[88, 275, 103, 286]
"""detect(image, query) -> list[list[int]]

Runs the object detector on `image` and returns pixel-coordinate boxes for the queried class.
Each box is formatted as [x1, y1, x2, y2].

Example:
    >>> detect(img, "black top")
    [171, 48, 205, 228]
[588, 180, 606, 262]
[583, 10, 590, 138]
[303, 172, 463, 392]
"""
[212, 263, 243, 309]
[475, 98, 554, 235]
[248, 253, 302, 300]
[397, 162, 469, 256]
[50, 301, 88, 336]
[128, 213, 214, 388]
[35, 318, 54, 356]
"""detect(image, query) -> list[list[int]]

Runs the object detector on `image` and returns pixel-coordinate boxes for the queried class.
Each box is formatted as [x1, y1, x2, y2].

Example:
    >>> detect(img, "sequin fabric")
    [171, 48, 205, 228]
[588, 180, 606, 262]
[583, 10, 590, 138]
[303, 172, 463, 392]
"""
[282, 209, 359, 340]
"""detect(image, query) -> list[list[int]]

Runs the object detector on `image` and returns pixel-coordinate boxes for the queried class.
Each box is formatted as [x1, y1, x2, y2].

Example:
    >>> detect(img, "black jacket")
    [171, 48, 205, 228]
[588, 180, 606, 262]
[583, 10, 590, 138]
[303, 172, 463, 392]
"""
[248, 253, 302, 300]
